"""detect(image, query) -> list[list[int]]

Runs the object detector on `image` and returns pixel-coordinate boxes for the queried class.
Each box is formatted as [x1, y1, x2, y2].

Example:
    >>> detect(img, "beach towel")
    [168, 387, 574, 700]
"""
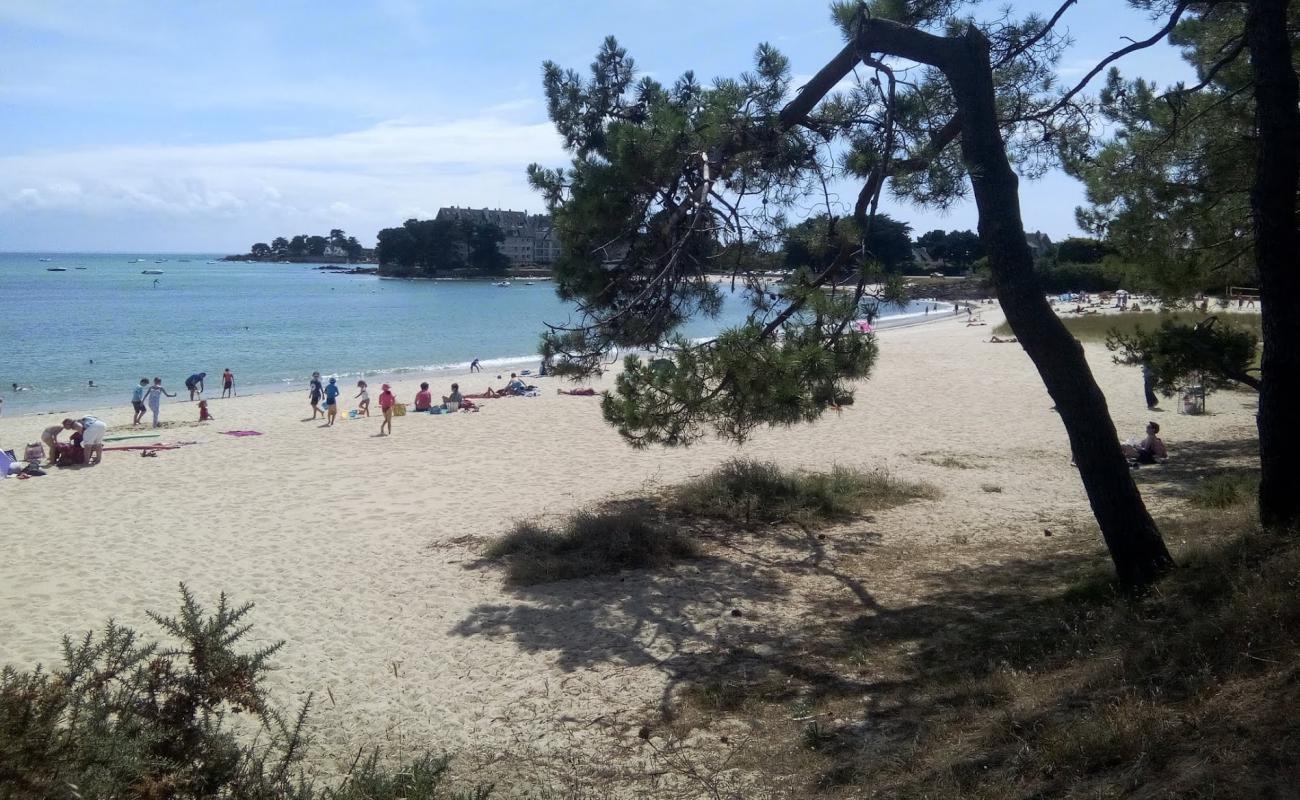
[102, 444, 183, 452]
[220, 430, 263, 437]
[104, 433, 161, 442]
[0, 449, 14, 478]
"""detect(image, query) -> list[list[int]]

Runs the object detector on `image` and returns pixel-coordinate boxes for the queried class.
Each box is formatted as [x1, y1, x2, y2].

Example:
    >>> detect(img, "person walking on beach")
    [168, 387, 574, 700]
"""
[144, 377, 176, 428]
[470, 358, 481, 373]
[355, 380, 370, 417]
[1142, 360, 1159, 410]
[308, 372, 324, 419]
[323, 377, 340, 426]
[131, 378, 149, 425]
[221, 368, 235, 398]
[185, 372, 206, 401]
[378, 383, 395, 435]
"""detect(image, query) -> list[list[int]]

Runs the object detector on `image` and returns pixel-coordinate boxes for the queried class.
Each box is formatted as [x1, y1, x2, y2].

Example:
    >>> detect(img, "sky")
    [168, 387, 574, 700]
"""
[0, 1, 1194, 253]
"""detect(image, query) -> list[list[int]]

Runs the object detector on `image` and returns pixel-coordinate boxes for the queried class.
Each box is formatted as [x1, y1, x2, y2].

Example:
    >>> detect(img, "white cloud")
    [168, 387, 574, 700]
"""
[0, 114, 568, 250]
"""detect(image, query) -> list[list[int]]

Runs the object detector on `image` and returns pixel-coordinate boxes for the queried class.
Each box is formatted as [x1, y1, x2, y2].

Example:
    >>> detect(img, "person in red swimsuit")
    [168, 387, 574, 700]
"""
[378, 384, 395, 436]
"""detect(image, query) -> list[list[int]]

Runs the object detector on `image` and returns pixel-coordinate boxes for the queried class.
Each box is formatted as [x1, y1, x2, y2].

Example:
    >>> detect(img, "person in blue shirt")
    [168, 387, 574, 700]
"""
[185, 372, 206, 401]
[131, 378, 149, 425]
[323, 377, 341, 426]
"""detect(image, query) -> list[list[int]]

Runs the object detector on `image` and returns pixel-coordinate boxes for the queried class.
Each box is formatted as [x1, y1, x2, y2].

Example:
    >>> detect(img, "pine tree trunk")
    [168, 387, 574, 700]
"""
[943, 29, 1174, 588]
[1246, 0, 1300, 529]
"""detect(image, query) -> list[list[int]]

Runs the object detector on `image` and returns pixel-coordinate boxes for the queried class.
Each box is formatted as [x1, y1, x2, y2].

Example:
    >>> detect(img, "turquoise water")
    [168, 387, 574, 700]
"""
[0, 252, 933, 415]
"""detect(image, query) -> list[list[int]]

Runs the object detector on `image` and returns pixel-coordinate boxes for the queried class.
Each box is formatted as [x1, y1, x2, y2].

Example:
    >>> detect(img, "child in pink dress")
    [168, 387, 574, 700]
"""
[378, 384, 395, 436]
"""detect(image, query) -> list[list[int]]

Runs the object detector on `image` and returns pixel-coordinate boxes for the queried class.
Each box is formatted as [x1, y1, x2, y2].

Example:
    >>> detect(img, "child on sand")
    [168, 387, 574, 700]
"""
[144, 377, 177, 428]
[324, 377, 340, 426]
[355, 380, 370, 417]
[378, 384, 395, 435]
[198, 400, 214, 422]
[131, 378, 149, 425]
[308, 372, 324, 419]
[41, 424, 63, 466]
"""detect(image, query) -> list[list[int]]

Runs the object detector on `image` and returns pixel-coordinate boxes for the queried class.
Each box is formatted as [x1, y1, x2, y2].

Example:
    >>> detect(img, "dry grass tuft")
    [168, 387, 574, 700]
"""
[674, 458, 937, 525]
[485, 508, 698, 585]
[667, 510, 1300, 797]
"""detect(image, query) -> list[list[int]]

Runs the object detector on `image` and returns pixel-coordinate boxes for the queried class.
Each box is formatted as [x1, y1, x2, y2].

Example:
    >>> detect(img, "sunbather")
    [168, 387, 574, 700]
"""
[1121, 421, 1168, 465]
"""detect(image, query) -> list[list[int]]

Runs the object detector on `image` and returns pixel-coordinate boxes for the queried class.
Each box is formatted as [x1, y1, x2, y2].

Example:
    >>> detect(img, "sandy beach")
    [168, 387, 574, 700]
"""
[0, 306, 1261, 785]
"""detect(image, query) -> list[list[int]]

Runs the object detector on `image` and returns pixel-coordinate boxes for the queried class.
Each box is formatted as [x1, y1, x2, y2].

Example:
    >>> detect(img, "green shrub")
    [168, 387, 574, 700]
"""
[1187, 473, 1259, 508]
[0, 585, 487, 800]
[674, 459, 936, 524]
[486, 508, 699, 585]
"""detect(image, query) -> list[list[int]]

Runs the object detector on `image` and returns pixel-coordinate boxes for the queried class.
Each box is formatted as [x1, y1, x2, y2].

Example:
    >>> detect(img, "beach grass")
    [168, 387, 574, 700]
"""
[994, 310, 1264, 342]
[484, 507, 699, 586]
[1187, 472, 1259, 508]
[666, 510, 1300, 797]
[673, 459, 938, 525]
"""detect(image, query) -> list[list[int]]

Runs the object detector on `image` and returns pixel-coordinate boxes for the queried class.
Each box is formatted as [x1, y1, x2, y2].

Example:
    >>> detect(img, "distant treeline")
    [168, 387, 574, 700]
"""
[375, 218, 509, 276]
[243, 229, 365, 261]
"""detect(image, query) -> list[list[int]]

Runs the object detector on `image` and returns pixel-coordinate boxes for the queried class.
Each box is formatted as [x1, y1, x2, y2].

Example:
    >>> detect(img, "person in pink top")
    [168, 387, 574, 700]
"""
[378, 383, 395, 436]
[413, 382, 433, 412]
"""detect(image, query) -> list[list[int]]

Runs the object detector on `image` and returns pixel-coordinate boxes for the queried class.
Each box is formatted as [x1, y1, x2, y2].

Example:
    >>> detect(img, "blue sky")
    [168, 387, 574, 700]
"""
[1, 1, 1192, 252]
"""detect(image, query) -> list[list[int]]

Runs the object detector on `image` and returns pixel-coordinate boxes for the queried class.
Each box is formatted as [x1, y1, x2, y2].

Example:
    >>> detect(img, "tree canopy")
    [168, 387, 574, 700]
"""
[529, 1, 1202, 586]
[1069, 4, 1298, 297]
[374, 218, 513, 276]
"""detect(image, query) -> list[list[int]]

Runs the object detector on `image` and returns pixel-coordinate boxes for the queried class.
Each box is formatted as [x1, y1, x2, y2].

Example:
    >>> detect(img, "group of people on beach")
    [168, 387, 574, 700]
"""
[305, 370, 545, 436]
[125, 368, 233, 428]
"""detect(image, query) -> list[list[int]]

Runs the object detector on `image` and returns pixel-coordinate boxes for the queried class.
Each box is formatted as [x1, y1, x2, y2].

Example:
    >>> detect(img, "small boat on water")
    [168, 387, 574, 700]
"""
[75, 267, 87, 270]
[141, 269, 164, 275]
[154, 259, 166, 263]
[132, 258, 147, 263]
[46, 267, 68, 272]
[524, 281, 535, 286]
[494, 280, 512, 287]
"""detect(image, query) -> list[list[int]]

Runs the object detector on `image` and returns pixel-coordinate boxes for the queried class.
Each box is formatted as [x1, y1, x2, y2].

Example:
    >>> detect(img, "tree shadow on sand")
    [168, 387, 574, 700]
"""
[451, 506, 890, 716]
[1131, 435, 1260, 502]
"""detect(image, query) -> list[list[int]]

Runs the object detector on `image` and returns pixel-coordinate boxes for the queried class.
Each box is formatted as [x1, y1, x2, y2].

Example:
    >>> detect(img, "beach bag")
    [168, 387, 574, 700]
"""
[392, 403, 407, 417]
[24, 443, 44, 463]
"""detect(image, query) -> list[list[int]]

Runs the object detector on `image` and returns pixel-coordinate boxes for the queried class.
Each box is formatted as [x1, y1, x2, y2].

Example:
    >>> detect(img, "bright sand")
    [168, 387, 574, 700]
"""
[0, 307, 1260, 779]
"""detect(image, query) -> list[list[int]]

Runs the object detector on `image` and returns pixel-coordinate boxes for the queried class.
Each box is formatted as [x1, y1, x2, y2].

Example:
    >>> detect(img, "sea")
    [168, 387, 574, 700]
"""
[0, 252, 937, 416]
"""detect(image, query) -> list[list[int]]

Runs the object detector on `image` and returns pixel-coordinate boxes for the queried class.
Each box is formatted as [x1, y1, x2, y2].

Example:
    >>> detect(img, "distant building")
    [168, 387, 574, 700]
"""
[434, 206, 560, 266]
[912, 246, 942, 269]
[1025, 231, 1054, 258]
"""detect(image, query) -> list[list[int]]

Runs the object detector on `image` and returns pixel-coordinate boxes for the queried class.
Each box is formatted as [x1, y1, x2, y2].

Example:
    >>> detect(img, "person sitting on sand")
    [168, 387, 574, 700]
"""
[63, 415, 108, 466]
[500, 373, 528, 395]
[198, 400, 214, 422]
[1121, 421, 1168, 465]
[414, 382, 433, 412]
[557, 388, 597, 396]
[442, 383, 464, 409]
